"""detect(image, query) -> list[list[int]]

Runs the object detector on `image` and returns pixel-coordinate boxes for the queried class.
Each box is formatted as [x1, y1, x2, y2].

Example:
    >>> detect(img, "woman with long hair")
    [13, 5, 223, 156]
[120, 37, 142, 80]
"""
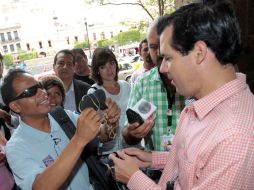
[89, 47, 132, 155]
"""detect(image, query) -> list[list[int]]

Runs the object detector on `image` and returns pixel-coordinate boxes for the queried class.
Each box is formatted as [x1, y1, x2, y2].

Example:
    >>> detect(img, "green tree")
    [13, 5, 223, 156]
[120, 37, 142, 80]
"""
[114, 30, 144, 46]
[74, 40, 90, 49]
[3, 54, 14, 67]
[120, 19, 149, 32]
[18, 51, 38, 61]
[97, 39, 114, 47]
[84, 0, 175, 19]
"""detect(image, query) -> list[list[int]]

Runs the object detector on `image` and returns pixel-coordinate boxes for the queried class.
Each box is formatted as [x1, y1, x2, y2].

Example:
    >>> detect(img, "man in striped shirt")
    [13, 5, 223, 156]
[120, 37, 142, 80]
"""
[123, 18, 185, 152]
[110, 1, 254, 190]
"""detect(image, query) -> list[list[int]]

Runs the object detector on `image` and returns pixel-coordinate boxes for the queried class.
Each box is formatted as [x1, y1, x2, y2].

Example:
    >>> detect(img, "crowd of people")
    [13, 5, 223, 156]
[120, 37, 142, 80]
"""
[0, 0, 254, 190]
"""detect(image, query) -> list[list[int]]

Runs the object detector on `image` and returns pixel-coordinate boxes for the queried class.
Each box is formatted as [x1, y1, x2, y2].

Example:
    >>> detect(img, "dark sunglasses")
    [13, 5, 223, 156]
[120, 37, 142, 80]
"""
[11, 83, 44, 102]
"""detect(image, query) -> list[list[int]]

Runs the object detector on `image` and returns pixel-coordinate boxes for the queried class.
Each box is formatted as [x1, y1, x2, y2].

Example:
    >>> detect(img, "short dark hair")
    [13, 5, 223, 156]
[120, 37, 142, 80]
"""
[71, 48, 87, 60]
[91, 48, 119, 85]
[1, 69, 28, 106]
[139, 39, 148, 53]
[53, 49, 75, 66]
[40, 76, 65, 107]
[157, 0, 242, 65]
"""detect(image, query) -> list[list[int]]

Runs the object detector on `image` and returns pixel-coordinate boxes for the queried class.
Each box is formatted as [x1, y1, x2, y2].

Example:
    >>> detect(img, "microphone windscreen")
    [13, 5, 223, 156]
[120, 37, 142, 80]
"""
[95, 89, 108, 110]
[79, 89, 108, 112]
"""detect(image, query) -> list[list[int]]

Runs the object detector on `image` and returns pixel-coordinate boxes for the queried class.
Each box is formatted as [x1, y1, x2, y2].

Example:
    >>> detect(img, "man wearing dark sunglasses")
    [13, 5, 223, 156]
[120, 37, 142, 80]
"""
[0, 69, 106, 189]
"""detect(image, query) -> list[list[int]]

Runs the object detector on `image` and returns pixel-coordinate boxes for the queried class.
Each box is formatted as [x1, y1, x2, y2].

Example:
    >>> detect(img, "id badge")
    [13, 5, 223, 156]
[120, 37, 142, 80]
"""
[161, 134, 174, 151]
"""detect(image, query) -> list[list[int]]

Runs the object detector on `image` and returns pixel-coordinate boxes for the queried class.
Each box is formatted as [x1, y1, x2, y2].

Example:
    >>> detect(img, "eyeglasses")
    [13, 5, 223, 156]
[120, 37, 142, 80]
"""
[11, 83, 44, 102]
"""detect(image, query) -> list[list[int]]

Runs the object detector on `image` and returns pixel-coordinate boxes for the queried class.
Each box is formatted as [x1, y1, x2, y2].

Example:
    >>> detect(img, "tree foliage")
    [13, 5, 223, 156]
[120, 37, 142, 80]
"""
[18, 51, 38, 62]
[96, 30, 145, 48]
[84, 0, 175, 20]
[114, 30, 143, 46]
[120, 19, 149, 32]
[3, 54, 14, 66]
[97, 39, 114, 47]
[74, 40, 90, 49]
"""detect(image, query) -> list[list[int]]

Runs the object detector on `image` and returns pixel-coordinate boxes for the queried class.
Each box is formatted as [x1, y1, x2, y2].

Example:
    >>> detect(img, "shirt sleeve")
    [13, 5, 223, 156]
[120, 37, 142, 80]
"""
[192, 134, 254, 190]
[127, 170, 162, 190]
[6, 143, 44, 190]
[127, 152, 169, 190]
[151, 151, 169, 169]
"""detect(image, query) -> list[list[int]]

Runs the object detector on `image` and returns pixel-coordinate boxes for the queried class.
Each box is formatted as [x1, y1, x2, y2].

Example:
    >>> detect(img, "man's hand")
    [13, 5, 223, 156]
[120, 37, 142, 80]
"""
[123, 115, 155, 144]
[105, 98, 120, 124]
[108, 151, 139, 184]
[123, 147, 152, 168]
[128, 120, 154, 139]
[75, 108, 100, 146]
[108, 148, 152, 184]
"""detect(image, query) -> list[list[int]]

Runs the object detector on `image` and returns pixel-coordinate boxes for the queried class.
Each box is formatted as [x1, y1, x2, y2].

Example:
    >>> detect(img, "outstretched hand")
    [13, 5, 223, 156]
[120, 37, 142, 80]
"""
[108, 147, 152, 184]
[123, 114, 155, 144]
[108, 151, 139, 184]
[75, 108, 100, 146]
[105, 98, 121, 124]
[123, 147, 152, 168]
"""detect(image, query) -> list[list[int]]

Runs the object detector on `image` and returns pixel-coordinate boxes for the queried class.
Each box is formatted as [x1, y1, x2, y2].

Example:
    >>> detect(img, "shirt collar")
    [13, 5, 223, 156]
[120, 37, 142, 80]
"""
[18, 114, 60, 142]
[193, 73, 247, 119]
[66, 81, 74, 94]
[147, 67, 161, 81]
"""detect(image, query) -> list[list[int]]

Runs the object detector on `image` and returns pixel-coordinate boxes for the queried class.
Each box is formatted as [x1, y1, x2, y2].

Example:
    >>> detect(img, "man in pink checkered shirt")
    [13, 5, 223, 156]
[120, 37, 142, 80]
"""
[109, 1, 254, 190]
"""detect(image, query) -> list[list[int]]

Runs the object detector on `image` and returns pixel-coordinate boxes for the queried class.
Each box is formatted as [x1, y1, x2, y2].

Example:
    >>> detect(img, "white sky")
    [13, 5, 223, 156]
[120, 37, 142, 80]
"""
[0, 0, 150, 42]
[0, 0, 150, 26]
[35, 0, 148, 24]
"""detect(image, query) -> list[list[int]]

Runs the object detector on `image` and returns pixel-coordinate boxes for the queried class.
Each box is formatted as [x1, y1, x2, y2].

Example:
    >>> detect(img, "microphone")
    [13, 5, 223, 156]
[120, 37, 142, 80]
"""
[79, 89, 108, 112]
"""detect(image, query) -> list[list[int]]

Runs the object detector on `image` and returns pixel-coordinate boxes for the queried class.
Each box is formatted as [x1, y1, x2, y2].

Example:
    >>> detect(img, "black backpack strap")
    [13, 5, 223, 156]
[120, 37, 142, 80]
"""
[2, 121, 11, 140]
[49, 106, 112, 190]
[50, 106, 76, 139]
